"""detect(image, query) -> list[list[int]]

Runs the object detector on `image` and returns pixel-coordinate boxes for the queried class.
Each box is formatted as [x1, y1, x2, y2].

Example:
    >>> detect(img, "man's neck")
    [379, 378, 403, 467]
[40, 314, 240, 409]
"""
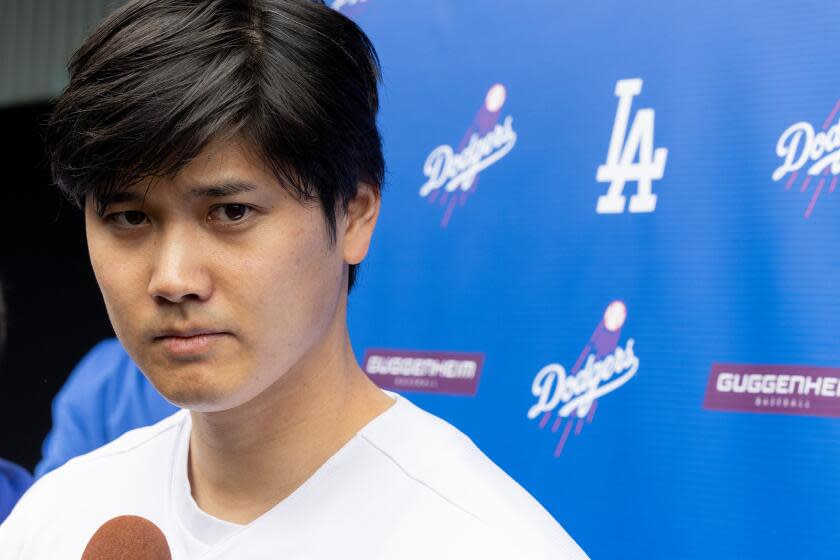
[185, 319, 394, 525]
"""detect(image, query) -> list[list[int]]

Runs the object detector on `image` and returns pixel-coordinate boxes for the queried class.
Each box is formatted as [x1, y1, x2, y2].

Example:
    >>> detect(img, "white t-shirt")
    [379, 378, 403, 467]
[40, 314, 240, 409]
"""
[0, 391, 588, 559]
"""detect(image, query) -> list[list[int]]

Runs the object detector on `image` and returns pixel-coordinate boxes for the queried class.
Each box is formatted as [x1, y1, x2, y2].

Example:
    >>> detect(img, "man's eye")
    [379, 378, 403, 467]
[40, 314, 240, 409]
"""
[208, 204, 252, 224]
[106, 211, 149, 228]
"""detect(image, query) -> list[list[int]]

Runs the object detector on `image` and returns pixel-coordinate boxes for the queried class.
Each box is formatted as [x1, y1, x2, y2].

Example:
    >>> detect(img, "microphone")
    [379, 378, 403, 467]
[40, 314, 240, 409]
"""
[81, 515, 172, 559]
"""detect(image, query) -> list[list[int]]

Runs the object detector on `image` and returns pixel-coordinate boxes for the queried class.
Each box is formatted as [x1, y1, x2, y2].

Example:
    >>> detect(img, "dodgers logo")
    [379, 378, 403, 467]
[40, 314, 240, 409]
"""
[772, 98, 840, 218]
[596, 78, 668, 214]
[529, 301, 639, 457]
[419, 84, 517, 227]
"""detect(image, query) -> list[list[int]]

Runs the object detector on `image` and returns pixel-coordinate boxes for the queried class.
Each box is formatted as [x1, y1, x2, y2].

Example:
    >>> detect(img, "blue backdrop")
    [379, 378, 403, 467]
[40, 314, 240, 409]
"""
[339, 1, 840, 558]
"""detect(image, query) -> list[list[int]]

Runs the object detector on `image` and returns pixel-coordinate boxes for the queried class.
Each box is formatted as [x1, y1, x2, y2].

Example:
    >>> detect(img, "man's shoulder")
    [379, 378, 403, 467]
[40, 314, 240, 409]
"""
[14, 410, 185, 509]
[361, 394, 539, 515]
[62, 408, 186, 468]
[0, 410, 186, 553]
[359, 395, 589, 559]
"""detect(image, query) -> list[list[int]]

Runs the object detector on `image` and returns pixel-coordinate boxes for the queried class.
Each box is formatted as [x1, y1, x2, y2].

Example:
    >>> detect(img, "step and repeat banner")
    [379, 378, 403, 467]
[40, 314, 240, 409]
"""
[338, 1, 840, 558]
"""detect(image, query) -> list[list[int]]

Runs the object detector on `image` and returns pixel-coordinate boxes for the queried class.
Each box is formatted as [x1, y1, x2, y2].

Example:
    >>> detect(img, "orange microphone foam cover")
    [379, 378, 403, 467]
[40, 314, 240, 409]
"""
[81, 515, 172, 560]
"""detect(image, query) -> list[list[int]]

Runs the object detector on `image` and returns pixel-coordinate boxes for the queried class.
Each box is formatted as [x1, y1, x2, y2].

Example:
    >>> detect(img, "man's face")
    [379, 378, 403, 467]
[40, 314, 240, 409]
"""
[85, 137, 371, 412]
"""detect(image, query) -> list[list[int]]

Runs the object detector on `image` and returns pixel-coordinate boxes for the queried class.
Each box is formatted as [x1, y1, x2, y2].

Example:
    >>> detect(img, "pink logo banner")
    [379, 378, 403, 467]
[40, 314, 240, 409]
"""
[363, 349, 484, 396]
[704, 363, 840, 417]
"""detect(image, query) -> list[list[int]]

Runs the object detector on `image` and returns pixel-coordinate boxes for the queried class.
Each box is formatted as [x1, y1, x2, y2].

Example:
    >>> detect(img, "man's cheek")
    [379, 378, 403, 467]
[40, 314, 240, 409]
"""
[97, 270, 142, 334]
[98, 276, 129, 314]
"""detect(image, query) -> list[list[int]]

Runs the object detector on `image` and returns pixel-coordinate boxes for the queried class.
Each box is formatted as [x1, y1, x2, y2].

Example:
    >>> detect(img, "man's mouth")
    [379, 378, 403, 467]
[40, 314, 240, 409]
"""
[152, 328, 230, 357]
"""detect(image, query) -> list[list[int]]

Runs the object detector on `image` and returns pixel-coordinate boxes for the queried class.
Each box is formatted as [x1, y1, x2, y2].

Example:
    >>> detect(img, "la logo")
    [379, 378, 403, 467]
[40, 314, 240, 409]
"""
[596, 78, 668, 214]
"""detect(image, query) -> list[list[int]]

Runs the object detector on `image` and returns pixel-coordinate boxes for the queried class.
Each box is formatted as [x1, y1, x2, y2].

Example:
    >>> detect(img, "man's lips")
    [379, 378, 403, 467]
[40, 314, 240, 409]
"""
[152, 327, 226, 339]
[152, 330, 230, 356]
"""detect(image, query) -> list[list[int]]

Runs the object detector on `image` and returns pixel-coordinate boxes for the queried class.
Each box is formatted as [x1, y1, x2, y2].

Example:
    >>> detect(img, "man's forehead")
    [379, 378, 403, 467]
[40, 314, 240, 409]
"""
[99, 136, 275, 204]
[176, 134, 269, 181]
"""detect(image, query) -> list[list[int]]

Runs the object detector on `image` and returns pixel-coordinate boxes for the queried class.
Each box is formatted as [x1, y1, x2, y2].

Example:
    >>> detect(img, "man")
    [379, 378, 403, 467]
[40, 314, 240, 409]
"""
[0, 1, 588, 557]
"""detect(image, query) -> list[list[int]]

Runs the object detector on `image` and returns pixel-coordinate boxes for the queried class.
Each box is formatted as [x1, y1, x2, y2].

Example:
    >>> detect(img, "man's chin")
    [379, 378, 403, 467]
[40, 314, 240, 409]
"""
[142, 364, 246, 412]
[158, 385, 242, 412]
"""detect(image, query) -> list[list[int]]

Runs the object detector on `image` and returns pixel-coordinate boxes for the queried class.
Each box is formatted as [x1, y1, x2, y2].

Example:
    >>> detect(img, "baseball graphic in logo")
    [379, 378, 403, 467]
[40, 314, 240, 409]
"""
[419, 83, 517, 228]
[529, 301, 639, 457]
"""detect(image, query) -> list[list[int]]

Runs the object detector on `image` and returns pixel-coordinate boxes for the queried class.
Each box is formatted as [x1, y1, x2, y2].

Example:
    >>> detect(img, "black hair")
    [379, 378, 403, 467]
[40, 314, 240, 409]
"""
[45, 0, 384, 292]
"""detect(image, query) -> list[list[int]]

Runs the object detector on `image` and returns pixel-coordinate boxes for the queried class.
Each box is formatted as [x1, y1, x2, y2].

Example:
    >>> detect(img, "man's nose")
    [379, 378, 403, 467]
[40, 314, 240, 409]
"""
[147, 227, 212, 304]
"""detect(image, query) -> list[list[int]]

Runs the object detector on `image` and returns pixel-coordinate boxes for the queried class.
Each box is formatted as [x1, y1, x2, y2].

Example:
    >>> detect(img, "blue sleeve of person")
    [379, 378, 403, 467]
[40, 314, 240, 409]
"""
[34, 338, 179, 479]
[0, 458, 32, 524]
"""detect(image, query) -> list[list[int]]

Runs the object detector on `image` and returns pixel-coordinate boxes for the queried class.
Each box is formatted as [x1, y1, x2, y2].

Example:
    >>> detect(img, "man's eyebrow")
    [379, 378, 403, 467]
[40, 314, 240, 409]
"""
[105, 190, 143, 204]
[188, 181, 259, 198]
[97, 190, 144, 215]
[98, 181, 260, 213]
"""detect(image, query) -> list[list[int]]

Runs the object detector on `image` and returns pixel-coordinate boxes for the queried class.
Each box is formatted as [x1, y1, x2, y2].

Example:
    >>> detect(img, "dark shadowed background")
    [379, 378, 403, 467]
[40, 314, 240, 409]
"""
[0, 102, 113, 470]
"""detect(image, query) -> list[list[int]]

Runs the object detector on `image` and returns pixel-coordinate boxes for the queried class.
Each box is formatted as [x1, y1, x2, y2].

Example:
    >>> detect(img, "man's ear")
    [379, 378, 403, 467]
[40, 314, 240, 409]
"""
[342, 181, 381, 265]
